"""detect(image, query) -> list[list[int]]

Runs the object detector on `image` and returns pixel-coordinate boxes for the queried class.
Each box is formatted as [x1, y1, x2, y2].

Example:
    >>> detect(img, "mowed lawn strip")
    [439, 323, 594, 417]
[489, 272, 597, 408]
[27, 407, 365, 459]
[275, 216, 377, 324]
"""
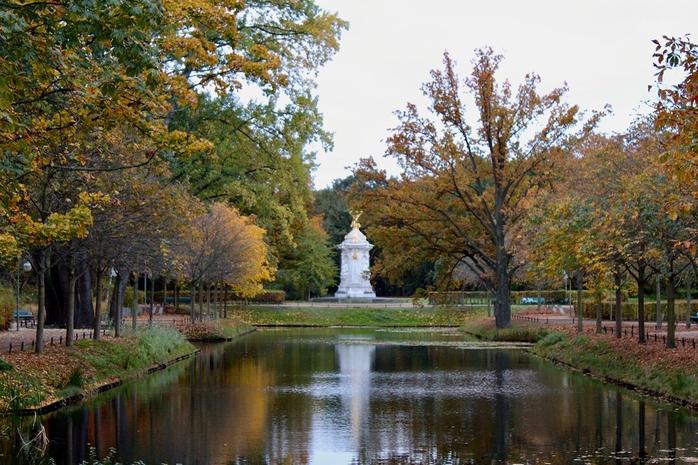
[227, 305, 489, 327]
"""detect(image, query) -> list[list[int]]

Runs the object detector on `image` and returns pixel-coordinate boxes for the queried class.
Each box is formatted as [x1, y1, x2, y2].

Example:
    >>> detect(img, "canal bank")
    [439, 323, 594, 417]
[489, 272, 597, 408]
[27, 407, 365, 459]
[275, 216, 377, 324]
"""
[531, 329, 698, 410]
[0, 321, 255, 414]
[462, 318, 698, 409]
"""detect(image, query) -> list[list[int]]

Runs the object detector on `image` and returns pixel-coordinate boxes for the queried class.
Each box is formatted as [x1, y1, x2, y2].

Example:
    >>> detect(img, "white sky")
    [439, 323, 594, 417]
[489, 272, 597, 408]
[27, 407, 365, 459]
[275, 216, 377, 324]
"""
[311, 0, 698, 188]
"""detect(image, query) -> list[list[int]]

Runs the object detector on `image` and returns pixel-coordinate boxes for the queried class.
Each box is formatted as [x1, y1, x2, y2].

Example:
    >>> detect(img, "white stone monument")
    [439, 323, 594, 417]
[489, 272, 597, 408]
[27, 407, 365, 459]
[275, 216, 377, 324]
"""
[335, 212, 376, 299]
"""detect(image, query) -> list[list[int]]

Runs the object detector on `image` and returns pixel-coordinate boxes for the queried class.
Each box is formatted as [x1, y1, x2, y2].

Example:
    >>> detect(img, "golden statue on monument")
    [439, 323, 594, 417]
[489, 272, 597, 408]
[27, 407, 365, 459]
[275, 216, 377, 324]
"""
[350, 210, 362, 230]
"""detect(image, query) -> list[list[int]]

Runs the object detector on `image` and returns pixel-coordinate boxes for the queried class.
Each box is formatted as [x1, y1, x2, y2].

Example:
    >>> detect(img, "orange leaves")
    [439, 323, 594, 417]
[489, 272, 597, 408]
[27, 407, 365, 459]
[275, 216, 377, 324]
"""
[177, 203, 273, 297]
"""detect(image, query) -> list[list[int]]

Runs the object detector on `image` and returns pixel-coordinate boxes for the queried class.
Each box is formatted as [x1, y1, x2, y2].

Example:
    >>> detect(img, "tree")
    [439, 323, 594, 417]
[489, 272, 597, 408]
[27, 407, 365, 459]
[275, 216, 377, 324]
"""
[355, 49, 593, 328]
[1, 0, 347, 342]
[314, 176, 354, 249]
[176, 203, 273, 321]
[275, 217, 337, 300]
[653, 35, 697, 217]
[168, 94, 324, 266]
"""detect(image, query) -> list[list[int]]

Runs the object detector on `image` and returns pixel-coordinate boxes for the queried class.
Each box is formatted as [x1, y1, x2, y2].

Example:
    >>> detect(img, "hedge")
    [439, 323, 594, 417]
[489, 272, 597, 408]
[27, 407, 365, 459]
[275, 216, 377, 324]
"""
[239, 290, 285, 304]
[157, 289, 285, 304]
[428, 290, 599, 305]
[428, 291, 490, 305]
[580, 300, 698, 321]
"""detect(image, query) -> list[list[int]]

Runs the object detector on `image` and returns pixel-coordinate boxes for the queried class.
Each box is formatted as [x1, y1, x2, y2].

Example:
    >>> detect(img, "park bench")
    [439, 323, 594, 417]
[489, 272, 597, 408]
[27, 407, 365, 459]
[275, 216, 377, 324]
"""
[521, 297, 545, 305]
[690, 312, 698, 324]
[13, 309, 35, 327]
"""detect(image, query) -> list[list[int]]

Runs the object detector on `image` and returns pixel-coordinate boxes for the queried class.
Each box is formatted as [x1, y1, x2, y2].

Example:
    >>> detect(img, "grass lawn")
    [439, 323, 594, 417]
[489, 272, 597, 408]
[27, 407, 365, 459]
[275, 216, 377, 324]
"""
[0, 326, 195, 412]
[227, 305, 488, 327]
[460, 319, 551, 342]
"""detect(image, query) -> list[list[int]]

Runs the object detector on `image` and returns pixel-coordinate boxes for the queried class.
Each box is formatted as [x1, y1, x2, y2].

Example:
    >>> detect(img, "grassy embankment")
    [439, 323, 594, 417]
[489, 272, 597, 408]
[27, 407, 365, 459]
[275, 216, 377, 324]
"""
[179, 319, 255, 341]
[532, 330, 698, 406]
[228, 305, 488, 327]
[462, 318, 698, 406]
[0, 326, 195, 413]
[460, 319, 551, 342]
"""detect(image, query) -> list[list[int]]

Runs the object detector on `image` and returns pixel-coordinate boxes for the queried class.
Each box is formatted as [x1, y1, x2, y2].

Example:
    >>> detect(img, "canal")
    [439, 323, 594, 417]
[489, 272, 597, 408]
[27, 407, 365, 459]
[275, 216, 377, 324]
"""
[2, 328, 698, 464]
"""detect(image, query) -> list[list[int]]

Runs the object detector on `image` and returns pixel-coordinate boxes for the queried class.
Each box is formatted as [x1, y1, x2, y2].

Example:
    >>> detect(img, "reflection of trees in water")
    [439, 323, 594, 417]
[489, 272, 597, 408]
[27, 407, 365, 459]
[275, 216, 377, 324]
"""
[3, 332, 698, 465]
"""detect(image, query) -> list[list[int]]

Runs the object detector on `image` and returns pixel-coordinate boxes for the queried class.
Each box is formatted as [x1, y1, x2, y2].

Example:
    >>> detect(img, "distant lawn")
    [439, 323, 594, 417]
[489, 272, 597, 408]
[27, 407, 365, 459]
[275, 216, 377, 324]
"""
[227, 305, 488, 327]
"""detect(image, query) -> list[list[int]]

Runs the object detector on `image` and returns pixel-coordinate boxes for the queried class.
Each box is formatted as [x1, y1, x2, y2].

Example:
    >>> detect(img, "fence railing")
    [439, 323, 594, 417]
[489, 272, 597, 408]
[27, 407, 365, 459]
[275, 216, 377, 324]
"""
[1, 318, 195, 354]
[511, 314, 698, 349]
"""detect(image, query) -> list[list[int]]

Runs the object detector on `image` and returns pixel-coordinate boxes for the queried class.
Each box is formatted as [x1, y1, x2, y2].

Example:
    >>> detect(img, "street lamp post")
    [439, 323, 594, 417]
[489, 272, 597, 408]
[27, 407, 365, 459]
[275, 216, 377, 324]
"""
[16, 255, 32, 331]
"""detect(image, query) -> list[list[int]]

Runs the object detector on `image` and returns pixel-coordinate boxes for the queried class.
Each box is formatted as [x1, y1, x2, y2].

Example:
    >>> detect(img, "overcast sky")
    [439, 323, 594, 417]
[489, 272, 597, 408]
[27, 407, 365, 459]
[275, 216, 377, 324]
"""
[310, 0, 698, 188]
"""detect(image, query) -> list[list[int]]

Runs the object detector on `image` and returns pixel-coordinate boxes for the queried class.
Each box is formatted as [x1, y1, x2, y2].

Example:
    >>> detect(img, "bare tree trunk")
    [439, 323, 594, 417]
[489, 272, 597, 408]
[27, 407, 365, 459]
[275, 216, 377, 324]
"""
[637, 266, 646, 343]
[576, 270, 583, 334]
[595, 297, 602, 334]
[197, 281, 203, 321]
[493, 246, 511, 329]
[163, 278, 168, 312]
[148, 273, 154, 326]
[175, 282, 180, 314]
[132, 271, 138, 331]
[35, 251, 47, 353]
[206, 283, 211, 318]
[66, 256, 77, 347]
[667, 274, 676, 349]
[76, 260, 94, 329]
[112, 273, 123, 338]
[189, 282, 196, 323]
[655, 274, 662, 329]
[223, 286, 228, 319]
[116, 271, 127, 337]
[686, 275, 692, 329]
[614, 270, 622, 339]
[93, 268, 103, 340]
[213, 283, 219, 319]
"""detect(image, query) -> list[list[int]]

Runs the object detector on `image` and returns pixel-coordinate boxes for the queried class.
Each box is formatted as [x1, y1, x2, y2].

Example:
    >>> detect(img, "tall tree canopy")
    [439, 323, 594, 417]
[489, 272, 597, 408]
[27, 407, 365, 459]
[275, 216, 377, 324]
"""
[355, 49, 595, 328]
[0, 0, 347, 350]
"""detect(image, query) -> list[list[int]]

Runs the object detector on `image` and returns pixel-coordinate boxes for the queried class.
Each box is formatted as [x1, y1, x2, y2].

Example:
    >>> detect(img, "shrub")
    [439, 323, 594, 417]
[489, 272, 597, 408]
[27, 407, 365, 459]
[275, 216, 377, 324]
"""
[67, 368, 85, 388]
[0, 358, 12, 371]
[428, 291, 490, 305]
[123, 287, 144, 309]
[236, 290, 285, 304]
[0, 285, 14, 330]
[429, 290, 626, 305]
[580, 300, 698, 320]
[538, 332, 565, 347]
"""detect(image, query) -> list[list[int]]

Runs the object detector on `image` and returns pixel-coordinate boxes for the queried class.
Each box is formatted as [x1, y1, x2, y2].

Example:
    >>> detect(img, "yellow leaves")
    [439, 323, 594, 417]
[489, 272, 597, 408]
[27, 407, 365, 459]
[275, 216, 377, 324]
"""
[78, 191, 110, 207]
[0, 233, 19, 265]
[1, 191, 98, 252]
[37, 205, 93, 244]
[180, 203, 274, 297]
[162, 130, 214, 157]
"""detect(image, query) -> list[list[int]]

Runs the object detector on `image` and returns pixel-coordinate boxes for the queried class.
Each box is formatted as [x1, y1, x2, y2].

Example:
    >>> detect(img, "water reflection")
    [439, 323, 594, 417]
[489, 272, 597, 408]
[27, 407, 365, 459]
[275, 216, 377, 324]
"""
[1, 328, 698, 464]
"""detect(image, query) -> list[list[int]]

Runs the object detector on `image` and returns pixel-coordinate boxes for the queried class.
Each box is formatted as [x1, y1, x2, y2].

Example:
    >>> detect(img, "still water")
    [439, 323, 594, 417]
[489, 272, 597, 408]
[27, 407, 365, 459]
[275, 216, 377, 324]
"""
[2, 328, 698, 464]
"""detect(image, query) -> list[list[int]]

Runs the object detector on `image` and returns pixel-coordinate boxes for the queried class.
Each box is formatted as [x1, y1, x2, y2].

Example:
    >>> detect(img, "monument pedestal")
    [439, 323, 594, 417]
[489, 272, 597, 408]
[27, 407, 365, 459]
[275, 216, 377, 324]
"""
[335, 220, 376, 299]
